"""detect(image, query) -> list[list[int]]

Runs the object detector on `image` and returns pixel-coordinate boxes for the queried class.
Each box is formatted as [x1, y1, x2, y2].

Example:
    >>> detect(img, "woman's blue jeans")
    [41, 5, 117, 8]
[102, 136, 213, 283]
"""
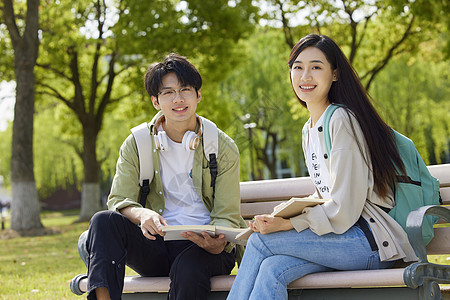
[227, 223, 396, 300]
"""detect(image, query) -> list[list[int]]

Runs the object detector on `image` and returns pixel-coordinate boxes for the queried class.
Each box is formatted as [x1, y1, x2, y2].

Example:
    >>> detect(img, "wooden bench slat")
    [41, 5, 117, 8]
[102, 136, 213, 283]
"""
[287, 268, 406, 289]
[240, 201, 284, 219]
[440, 187, 450, 205]
[78, 269, 407, 293]
[429, 164, 450, 187]
[240, 177, 315, 203]
[427, 226, 450, 255]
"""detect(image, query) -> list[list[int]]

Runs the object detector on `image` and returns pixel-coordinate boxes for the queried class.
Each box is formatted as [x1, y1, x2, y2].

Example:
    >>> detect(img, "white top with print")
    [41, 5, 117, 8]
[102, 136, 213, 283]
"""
[306, 108, 332, 199]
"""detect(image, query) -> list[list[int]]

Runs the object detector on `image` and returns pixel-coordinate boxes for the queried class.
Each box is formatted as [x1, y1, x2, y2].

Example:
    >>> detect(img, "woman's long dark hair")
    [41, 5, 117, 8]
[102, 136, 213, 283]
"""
[288, 34, 405, 198]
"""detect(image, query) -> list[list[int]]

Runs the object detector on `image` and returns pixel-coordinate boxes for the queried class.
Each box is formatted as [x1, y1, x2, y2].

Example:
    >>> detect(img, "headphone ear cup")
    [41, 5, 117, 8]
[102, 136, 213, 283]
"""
[153, 134, 161, 150]
[182, 131, 198, 151]
[160, 131, 168, 151]
[154, 131, 168, 151]
[191, 135, 200, 150]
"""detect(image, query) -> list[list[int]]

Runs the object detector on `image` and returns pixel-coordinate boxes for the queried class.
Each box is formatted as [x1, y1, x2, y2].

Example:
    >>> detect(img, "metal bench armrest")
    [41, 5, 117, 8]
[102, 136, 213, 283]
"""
[405, 205, 450, 263]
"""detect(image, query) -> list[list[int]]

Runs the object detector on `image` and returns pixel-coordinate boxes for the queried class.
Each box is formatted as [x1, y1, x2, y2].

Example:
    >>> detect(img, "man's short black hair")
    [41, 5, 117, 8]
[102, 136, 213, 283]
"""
[144, 53, 202, 98]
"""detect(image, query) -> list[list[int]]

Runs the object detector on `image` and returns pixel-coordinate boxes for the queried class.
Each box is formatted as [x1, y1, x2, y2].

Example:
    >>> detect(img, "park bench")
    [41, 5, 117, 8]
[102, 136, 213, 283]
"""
[71, 163, 450, 299]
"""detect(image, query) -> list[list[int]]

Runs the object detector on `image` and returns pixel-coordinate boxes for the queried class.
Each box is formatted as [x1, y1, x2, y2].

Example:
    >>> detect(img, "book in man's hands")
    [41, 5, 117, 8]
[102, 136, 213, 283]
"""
[162, 225, 247, 245]
[235, 197, 329, 242]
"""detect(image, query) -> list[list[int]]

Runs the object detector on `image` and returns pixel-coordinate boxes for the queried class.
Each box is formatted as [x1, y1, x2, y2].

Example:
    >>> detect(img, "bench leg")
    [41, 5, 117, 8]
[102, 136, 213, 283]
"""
[419, 280, 442, 300]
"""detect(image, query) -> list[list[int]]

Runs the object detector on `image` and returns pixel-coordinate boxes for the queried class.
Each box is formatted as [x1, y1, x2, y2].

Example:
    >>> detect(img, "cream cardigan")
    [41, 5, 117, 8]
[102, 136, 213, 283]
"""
[291, 107, 416, 262]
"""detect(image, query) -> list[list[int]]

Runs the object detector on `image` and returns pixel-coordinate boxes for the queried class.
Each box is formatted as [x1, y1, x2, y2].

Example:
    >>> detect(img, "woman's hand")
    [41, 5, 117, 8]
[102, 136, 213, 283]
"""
[250, 214, 293, 234]
[181, 232, 227, 254]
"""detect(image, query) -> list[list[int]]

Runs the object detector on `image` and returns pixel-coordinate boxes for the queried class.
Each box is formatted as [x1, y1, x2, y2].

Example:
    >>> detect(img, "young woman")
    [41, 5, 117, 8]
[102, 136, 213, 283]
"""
[227, 34, 417, 300]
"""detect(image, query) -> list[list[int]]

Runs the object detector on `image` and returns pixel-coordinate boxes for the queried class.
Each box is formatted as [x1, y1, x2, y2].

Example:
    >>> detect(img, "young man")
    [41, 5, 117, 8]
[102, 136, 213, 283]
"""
[80, 54, 244, 300]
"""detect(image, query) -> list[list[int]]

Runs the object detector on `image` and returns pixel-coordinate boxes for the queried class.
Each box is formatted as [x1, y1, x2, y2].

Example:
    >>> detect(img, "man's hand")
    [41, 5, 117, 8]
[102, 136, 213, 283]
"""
[250, 214, 293, 234]
[181, 231, 227, 254]
[139, 210, 169, 240]
[120, 206, 169, 240]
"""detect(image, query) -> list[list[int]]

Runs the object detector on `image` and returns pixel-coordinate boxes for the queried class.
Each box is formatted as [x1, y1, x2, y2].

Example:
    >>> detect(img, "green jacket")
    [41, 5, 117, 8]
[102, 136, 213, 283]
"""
[107, 112, 246, 261]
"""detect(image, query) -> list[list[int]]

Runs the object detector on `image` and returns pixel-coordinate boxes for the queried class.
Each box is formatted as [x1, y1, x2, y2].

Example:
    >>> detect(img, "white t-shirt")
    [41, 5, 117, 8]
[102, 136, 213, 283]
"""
[158, 130, 211, 226]
[306, 107, 332, 199]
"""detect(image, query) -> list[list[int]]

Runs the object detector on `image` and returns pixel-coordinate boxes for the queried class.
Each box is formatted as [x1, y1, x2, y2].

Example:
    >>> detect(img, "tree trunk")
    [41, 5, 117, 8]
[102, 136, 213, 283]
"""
[78, 124, 102, 221]
[80, 182, 101, 221]
[5, 0, 43, 231]
[11, 182, 41, 230]
[10, 42, 43, 231]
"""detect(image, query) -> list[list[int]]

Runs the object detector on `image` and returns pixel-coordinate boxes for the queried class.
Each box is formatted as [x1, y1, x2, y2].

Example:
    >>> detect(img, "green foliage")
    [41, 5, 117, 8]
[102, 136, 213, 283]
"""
[256, 0, 449, 90]
[97, 94, 157, 188]
[0, 0, 28, 81]
[33, 102, 84, 199]
[0, 25, 14, 81]
[220, 28, 309, 179]
[370, 56, 450, 164]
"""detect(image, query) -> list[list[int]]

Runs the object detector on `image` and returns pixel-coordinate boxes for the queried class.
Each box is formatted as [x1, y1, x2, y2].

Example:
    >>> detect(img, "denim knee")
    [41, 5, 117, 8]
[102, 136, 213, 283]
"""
[247, 232, 262, 248]
[259, 258, 289, 285]
[247, 232, 273, 256]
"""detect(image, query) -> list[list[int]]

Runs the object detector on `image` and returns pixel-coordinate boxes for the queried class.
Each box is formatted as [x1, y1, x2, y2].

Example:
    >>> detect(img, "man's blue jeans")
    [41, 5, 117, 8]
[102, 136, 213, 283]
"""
[79, 210, 235, 300]
[227, 222, 396, 300]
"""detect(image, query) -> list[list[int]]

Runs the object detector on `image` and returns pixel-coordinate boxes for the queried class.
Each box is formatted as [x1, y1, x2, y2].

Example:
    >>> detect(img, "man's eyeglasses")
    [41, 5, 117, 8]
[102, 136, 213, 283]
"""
[157, 87, 196, 102]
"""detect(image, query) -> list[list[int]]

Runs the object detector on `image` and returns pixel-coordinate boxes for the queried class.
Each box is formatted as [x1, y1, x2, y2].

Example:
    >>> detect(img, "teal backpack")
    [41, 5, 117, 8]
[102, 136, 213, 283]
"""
[323, 104, 441, 245]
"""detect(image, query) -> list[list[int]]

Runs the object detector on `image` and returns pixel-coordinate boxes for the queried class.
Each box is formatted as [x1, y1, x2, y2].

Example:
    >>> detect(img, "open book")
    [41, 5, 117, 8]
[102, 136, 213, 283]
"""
[162, 225, 247, 245]
[235, 197, 329, 242]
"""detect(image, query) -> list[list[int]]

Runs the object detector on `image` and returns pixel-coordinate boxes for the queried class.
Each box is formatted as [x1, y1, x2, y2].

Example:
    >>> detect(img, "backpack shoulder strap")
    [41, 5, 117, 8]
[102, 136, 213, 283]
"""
[323, 104, 342, 156]
[200, 116, 219, 188]
[131, 122, 154, 207]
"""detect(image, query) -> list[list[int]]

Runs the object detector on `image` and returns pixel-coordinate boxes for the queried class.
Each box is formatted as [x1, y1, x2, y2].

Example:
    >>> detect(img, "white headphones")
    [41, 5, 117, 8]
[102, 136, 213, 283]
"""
[153, 114, 202, 151]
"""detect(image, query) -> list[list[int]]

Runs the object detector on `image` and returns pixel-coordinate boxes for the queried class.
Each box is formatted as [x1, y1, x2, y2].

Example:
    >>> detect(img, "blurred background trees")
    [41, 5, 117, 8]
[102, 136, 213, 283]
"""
[0, 0, 448, 226]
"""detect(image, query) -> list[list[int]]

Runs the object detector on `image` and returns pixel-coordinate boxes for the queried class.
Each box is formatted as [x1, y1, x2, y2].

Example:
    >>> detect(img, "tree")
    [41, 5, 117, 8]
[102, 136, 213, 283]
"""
[221, 29, 309, 179]
[35, 0, 257, 221]
[1, 0, 43, 231]
[256, 0, 449, 90]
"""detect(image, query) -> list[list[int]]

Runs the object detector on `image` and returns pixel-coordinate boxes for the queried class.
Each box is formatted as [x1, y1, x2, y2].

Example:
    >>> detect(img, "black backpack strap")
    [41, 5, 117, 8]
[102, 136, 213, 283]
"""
[397, 175, 421, 186]
[209, 153, 218, 190]
[356, 217, 378, 251]
[139, 179, 150, 207]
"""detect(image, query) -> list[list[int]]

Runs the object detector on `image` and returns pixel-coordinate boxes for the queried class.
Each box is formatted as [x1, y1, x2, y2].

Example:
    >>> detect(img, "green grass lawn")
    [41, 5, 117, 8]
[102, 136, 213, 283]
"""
[0, 210, 448, 299]
[0, 210, 90, 299]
